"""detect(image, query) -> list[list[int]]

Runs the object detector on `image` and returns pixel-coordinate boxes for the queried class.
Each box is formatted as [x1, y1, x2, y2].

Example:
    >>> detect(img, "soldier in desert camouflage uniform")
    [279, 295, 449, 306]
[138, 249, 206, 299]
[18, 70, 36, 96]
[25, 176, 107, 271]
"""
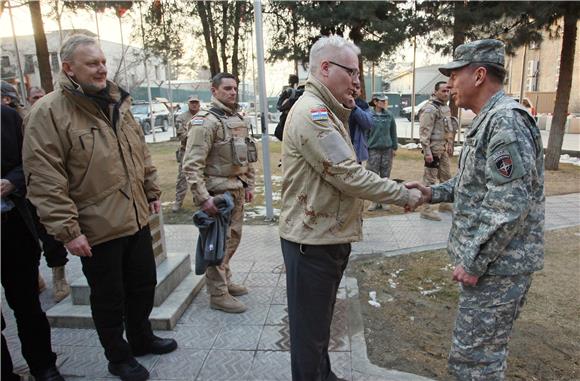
[172, 95, 200, 212]
[419, 81, 454, 220]
[407, 39, 545, 380]
[182, 73, 257, 314]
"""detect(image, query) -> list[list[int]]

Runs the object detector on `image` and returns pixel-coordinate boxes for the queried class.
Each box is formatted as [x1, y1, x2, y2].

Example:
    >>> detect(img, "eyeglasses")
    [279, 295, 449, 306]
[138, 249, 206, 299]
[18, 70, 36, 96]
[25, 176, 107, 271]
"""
[329, 61, 360, 79]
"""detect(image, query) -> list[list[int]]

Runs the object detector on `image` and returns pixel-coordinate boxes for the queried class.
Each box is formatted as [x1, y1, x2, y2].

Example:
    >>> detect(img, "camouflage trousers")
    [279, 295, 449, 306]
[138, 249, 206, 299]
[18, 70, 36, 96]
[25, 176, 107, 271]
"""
[175, 152, 188, 206]
[367, 148, 394, 179]
[205, 188, 245, 296]
[449, 274, 532, 381]
[423, 151, 451, 186]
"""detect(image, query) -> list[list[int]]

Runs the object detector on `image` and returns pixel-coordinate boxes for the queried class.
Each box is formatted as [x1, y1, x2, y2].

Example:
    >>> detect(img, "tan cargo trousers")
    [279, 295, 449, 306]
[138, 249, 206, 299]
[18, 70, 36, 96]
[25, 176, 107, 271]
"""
[205, 187, 245, 296]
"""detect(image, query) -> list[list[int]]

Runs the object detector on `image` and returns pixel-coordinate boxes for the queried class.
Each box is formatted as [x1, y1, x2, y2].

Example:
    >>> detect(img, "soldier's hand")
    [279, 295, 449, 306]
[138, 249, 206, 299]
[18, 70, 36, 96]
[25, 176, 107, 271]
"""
[452, 265, 479, 286]
[65, 234, 92, 257]
[245, 189, 254, 203]
[201, 197, 218, 216]
[405, 181, 432, 204]
[404, 188, 423, 211]
[149, 200, 161, 214]
[0, 179, 15, 197]
[447, 144, 454, 156]
[424, 153, 433, 163]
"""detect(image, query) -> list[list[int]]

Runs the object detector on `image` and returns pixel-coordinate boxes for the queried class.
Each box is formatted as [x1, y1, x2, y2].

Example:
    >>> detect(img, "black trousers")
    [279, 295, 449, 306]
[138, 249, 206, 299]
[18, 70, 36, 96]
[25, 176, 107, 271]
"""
[1, 209, 57, 378]
[29, 202, 68, 268]
[281, 238, 351, 381]
[80, 226, 157, 363]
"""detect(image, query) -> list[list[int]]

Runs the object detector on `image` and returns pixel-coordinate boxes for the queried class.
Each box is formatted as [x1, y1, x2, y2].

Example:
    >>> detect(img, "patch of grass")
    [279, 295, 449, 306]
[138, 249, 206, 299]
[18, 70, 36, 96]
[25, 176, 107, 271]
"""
[148, 140, 580, 224]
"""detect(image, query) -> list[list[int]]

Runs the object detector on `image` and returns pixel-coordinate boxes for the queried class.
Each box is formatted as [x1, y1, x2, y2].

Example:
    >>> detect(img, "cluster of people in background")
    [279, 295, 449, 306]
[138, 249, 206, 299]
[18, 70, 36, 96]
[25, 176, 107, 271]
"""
[1, 31, 545, 381]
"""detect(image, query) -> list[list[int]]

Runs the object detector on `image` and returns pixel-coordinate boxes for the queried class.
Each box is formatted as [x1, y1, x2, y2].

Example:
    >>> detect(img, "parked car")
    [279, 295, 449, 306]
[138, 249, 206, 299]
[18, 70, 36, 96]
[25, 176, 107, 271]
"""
[131, 102, 170, 135]
[402, 100, 475, 127]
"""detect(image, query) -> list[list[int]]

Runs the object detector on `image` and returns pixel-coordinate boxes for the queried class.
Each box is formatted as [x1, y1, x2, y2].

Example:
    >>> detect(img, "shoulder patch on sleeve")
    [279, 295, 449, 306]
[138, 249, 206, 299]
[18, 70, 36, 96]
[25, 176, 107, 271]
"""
[310, 108, 329, 121]
[486, 130, 525, 184]
[319, 131, 352, 165]
[191, 117, 205, 126]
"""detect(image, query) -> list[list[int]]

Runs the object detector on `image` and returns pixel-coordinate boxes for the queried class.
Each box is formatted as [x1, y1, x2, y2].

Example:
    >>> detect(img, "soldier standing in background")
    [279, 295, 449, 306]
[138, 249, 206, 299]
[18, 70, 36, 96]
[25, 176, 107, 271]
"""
[182, 73, 257, 314]
[418, 81, 453, 221]
[407, 39, 545, 380]
[173, 95, 201, 212]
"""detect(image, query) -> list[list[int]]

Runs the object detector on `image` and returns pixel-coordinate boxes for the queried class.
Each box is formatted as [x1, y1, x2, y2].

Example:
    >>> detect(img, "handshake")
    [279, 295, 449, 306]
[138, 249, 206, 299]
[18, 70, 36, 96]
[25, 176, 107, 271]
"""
[403, 181, 432, 212]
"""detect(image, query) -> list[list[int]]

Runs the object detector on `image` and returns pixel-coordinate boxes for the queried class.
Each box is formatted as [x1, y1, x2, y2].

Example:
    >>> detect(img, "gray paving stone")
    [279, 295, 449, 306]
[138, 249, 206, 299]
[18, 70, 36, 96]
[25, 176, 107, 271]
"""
[271, 288, 287, 305]
[158, 324, 221, 350]
[213, 325, 262, 350]
[265, 305, 288, 326]
[237, 287, 276, 306]
[258, 325, 290, 351]
[196, 350, 254, 380]
[244, 273, 280, 288]
[149, 348, 207, 380]
[250, 350, 292, 380]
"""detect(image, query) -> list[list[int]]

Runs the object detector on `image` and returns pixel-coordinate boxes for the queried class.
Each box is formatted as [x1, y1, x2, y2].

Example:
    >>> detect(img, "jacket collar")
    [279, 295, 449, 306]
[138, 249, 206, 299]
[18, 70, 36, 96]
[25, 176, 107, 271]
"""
[430, 95, 446, 106]
[210, 96, 238, 115]
[57, 71, 131, 118]
[305, 75, 351, 123]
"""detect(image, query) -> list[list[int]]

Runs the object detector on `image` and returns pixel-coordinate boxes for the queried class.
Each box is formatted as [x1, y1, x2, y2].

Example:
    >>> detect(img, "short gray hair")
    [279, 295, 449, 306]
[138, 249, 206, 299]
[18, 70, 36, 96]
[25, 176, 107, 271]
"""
[60, 34, 99, 62]
[308, 36, 361, 76]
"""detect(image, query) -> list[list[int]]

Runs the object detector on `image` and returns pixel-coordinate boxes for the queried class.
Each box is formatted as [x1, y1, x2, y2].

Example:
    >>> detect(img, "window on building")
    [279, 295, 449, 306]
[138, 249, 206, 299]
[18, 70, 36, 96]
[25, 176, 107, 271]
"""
[154, 65, 159, 80]
[24, 54, 35, 74]
[50, 52, 60, 72]
[1, 56, 10, 68]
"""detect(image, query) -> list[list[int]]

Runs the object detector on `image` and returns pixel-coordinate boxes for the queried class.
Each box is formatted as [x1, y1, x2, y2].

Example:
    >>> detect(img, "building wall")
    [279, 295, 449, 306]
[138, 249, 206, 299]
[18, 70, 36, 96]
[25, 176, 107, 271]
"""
[505, 19, 580, 113]
[1, 30, 166, 96]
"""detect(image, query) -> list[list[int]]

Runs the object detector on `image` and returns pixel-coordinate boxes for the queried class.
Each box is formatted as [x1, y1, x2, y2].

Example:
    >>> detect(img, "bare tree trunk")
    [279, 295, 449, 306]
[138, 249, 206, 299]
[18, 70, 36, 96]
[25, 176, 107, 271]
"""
[450, 1, 467, 118]
[29, 0, 53, 92]
[219, 1, 229, 74]
[197, 1, 220, 76]
[545, 14, 577, 170]
[231, 1, 242, 79]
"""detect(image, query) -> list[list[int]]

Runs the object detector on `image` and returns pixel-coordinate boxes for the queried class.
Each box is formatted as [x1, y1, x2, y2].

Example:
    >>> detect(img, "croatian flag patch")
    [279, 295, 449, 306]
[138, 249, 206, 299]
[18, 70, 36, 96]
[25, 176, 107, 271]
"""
[310, 108, 329, 121]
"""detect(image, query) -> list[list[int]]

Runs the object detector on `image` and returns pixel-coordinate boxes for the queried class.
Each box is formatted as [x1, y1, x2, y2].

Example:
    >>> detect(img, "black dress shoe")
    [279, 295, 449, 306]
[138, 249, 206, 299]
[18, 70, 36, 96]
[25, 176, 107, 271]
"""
[132, 335, 178, 356]
[108, 358, 149, 381]
[32, 366, 65, 381]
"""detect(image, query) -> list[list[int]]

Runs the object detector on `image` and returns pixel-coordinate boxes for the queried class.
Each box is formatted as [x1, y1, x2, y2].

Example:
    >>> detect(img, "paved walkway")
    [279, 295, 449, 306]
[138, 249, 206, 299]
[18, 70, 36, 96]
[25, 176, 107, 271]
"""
[3, 194, 579, 380]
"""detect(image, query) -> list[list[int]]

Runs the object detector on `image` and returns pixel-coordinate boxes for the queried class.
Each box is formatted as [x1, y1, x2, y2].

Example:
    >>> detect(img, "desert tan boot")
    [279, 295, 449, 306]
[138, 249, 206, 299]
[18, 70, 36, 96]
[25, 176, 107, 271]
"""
[420, 205, 442, 221]
[225, 264, 248, 296]
[171, 202, 182, 213]
[210, 294, 247, 313]
[367, 202, 381, 211]
[439, 203, 453, 213]
[52, 266, 70, 302]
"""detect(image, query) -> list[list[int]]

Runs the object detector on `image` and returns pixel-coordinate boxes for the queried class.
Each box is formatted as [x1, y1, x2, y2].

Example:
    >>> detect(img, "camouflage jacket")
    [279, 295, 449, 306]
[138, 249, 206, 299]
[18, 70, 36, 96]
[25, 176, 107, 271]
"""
[176, 110, 196, 151]
[279, 76, 412, 245]
[181, 97, 255, 206]
[419, 96, 451, 156]
[431, 91, 545, 276]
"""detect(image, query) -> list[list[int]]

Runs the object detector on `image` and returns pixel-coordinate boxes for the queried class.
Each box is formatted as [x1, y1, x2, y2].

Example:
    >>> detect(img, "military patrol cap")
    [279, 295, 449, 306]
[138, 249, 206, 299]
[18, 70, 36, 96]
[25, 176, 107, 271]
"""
[372, 94, 387, 101]
[439, 39, 505, 77]
[188, 95, 200, 103]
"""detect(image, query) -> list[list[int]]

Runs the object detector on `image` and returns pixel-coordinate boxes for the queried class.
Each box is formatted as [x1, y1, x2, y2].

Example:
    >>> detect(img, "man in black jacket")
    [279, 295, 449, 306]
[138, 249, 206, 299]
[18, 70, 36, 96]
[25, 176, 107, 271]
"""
[1, 104, 64, 381]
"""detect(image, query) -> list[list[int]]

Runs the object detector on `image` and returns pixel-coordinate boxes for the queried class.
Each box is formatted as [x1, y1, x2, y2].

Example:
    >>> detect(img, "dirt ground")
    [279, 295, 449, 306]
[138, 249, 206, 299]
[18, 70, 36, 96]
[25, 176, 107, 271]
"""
[348, 227, 580, 381]
[149, 140, 580, 224]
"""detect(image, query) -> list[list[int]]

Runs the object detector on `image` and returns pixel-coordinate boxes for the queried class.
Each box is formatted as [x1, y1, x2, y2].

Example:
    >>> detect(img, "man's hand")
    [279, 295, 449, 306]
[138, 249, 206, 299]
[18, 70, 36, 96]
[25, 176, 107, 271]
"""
[452, 265, 479, 286]
[0, 179, 15, 198]
[404, 188, 423, 211]
[405, 181, 432, 203]
[149, 200, 161, 214]
[65, 234, 92, 257]
[245, 189, 254, 203]
[345, 99, 356, 109]
[201, 197, 218, 216]
[424, 153, 433, 163]
[391, 150, 397, 158]
[447, 144, 454, 156]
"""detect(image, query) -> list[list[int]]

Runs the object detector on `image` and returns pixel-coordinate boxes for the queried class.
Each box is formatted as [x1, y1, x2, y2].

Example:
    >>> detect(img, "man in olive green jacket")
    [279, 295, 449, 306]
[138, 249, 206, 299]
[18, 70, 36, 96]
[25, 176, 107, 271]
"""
[22, 34, 176, 381]
[279, 35, 423, 381]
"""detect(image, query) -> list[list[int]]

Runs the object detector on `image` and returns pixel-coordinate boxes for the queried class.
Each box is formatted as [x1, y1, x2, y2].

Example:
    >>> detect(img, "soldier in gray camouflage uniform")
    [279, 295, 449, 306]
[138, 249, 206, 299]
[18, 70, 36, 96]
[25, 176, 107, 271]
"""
[407, 39, 545, 380]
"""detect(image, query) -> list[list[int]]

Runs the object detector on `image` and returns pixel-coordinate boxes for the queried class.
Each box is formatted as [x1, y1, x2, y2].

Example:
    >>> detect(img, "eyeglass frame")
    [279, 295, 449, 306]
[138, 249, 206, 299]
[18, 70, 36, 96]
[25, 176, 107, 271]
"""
[328, 61, 360, 79]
